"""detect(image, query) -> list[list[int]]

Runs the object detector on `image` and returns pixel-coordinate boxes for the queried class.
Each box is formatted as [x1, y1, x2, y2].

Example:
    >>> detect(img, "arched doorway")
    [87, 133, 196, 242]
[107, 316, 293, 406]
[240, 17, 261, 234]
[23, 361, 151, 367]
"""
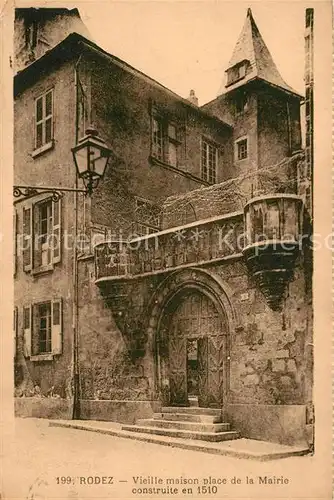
[159, 288, 229, 408]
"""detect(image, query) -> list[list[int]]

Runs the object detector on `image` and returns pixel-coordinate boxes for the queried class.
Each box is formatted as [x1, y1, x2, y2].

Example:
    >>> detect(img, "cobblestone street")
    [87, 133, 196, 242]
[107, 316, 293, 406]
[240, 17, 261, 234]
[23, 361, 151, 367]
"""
[1, 418, 329, 499]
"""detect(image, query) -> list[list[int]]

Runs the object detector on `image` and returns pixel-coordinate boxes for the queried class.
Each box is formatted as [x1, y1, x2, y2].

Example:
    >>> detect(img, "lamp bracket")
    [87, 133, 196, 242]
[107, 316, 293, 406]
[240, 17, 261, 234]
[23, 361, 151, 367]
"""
[13, 185, 88, 202]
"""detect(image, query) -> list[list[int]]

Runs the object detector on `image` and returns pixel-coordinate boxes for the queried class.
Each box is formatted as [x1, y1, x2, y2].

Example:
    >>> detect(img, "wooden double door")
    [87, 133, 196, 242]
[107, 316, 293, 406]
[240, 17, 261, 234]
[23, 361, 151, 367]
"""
[166, 290, 227, 408]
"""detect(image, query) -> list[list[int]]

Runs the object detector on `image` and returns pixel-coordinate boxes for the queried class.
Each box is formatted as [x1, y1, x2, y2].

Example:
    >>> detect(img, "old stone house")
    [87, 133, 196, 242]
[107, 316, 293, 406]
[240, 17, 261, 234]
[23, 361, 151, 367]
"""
[14, 7, 313, 449]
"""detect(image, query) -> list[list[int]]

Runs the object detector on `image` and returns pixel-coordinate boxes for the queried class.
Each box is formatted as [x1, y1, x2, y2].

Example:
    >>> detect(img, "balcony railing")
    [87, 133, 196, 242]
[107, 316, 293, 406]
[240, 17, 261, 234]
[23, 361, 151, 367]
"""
[95, 211, 244, 283]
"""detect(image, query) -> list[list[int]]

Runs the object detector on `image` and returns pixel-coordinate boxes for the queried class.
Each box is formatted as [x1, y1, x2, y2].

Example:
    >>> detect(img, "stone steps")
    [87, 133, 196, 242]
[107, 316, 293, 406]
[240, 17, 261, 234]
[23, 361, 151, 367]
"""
[161, 407, 222, 417]
[121, 407, 239, 443]
[137, 418, 231, 433]
[121, 424, 240, 442]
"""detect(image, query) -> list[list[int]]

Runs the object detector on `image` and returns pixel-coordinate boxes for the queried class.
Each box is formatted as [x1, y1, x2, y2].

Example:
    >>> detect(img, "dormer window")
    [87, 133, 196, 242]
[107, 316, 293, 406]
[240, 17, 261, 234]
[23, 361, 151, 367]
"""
[226, 60, 249, 87]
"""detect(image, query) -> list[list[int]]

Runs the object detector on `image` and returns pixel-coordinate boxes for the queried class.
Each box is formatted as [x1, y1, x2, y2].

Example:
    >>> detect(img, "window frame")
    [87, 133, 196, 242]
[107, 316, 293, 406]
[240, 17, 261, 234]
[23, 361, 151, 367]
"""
[27, 298, 63, 359]
[235, 136, 249, 161]
[151, 109, 181, 167]
[201, 138, 219, 184]
[37, 301, 52, 354]
[34, 88, 54, 155]
[22, 196, 62, 274]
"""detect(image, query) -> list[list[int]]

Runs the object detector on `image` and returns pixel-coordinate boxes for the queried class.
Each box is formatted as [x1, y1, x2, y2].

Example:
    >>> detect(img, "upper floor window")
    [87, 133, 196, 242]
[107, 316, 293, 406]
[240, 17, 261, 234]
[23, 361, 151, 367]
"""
[236, 137, 248, 161]
[151, 113, 180, 167]
[22, 197, 62, 273]
[35, 89, 53, 150]
[201, 140, 218, 184]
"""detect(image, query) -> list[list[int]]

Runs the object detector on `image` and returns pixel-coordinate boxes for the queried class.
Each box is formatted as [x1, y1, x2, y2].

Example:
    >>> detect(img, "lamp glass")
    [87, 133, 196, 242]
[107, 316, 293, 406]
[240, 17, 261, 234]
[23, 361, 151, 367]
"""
[74, 147, 89, 177]
[88, 144, 109, 177]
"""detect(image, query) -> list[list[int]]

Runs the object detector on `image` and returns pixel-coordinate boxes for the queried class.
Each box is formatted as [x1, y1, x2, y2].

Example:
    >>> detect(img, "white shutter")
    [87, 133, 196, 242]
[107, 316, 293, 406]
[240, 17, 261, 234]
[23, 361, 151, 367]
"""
[52, 199, 62, 264]
[23, 305, 32, 357]
[23, 206, 32, 271]
[51, 298, 63, 355]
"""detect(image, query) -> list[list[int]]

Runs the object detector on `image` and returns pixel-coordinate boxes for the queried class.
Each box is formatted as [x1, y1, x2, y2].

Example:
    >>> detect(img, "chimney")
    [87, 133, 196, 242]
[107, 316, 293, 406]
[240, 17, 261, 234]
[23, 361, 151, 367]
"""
[187, 89, 199, 106]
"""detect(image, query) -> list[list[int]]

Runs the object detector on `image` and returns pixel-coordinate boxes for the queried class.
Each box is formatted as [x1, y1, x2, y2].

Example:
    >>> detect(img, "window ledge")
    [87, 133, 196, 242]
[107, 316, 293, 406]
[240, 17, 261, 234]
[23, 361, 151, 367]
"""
[31, 264, 54, 276]
[31, 141, 54, 158]
[30, 353, 54, 362]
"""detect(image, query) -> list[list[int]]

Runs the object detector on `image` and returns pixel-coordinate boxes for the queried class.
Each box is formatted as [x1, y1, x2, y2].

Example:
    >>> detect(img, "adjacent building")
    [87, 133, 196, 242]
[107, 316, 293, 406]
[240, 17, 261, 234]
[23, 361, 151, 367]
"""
[14, 7, 313, 449]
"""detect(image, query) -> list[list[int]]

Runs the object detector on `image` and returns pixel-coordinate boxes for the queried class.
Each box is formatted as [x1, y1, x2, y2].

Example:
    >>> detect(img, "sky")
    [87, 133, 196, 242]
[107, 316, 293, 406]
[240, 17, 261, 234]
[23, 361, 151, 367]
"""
[12, 0, 329, 105]
[75, 0, 311, 105]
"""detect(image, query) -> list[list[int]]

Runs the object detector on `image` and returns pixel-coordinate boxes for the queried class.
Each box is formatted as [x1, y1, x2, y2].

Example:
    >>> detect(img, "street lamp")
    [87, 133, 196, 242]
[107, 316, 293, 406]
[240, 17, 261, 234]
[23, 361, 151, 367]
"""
[14, 128, 111, 199]
[72, 128, 111, 196]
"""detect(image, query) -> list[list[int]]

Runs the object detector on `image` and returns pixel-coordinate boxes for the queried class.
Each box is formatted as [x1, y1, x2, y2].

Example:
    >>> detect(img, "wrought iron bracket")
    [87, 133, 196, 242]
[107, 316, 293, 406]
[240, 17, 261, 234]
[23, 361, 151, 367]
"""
[13, 185, 88, 202]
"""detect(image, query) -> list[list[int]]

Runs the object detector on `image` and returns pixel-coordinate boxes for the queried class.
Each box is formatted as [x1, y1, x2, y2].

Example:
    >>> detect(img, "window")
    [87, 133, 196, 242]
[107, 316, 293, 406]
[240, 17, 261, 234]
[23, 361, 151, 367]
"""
[37, 302, 52, 353]
[236, 138, 248, 160]
[201, 140, 218, 184]
[35, 89, 53, 150]
[132, 198, 161, 236]
[151, 113, 180, 167]
[39, 200, 53, 267]
[22, 198, 62, 272]
[23, 299, 63, 357]
[239, 64, 246, 79]
[227, 62, 248, 86]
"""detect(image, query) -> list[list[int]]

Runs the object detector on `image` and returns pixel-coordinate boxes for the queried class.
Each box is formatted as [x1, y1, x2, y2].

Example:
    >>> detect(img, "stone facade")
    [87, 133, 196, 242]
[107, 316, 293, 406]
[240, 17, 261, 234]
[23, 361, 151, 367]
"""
[14, 8, 313, 447]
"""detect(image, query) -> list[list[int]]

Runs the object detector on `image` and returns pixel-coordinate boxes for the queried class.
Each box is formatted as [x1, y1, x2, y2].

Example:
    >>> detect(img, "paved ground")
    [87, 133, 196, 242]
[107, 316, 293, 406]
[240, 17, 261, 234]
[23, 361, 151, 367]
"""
[1, 418, 330, 499]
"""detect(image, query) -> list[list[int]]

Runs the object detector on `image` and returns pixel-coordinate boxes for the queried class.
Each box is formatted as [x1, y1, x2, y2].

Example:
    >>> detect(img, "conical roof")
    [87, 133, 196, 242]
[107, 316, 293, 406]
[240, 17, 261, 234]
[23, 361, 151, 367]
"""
[225, 8, 302, 98]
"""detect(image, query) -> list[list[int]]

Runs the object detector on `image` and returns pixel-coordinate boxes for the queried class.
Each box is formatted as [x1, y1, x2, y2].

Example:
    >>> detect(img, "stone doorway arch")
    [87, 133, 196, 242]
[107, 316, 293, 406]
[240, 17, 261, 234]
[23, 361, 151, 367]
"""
[146, 268, 238, 408]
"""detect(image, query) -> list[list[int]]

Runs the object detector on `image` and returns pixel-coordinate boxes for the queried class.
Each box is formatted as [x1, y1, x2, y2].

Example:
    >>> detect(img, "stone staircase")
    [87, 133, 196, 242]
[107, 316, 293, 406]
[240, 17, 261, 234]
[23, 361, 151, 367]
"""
[121, 406, 240, 443]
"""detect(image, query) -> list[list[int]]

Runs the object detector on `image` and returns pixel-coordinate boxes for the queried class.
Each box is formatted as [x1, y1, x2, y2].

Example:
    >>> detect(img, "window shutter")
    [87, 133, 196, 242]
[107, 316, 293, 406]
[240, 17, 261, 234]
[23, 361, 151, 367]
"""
[13, 210, 17, 276]
[13, 307, 18, 358]
[52, 199, 62, 264]
[23, 305, 32, 357]
[23, 206, 32, 271]
[51, 298, 63, 355]
[33, 203, 41, 269]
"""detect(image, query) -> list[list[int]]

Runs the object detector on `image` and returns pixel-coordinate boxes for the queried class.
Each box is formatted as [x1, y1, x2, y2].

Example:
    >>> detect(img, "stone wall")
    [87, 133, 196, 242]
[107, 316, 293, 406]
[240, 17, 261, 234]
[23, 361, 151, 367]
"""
[14, 61, 80, 399]
[86, 52, 232, 235]
[77, 257, 158, 401]
[80, 249, 312, 409]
